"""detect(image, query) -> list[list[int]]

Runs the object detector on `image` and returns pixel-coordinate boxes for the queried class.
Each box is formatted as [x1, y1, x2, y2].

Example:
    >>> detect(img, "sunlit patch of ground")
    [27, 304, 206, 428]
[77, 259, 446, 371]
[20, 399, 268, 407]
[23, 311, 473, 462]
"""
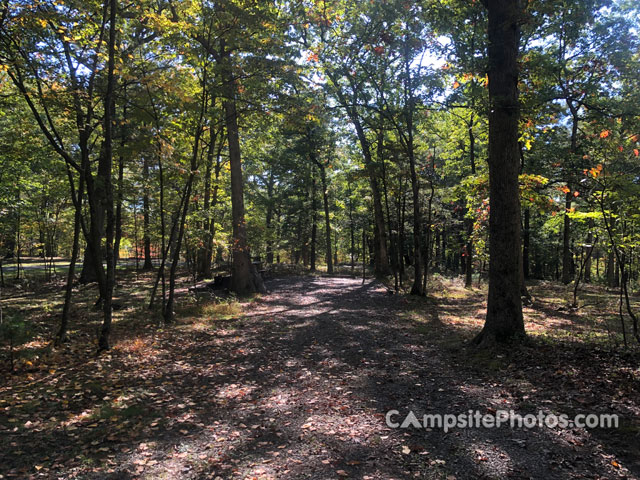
[407, 276, 640, 350]
[1, 273, 639, 479]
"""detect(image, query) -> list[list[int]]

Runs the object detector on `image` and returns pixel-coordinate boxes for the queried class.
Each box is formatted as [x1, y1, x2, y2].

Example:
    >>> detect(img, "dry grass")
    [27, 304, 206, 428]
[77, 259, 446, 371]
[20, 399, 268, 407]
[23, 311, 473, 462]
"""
[409, 276, 640, 351]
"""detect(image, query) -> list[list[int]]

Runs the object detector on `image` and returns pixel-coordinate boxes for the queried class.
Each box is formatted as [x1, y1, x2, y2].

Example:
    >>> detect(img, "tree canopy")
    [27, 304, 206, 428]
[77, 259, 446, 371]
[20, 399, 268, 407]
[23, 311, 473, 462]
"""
[0, 0, 638, 349]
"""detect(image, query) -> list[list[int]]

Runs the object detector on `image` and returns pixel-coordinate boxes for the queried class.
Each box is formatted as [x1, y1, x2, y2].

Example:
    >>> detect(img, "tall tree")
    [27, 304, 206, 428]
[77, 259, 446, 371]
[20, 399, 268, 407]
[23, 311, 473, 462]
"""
[473, 0, 525, 346]
[295, 0, 392, 276]
[97, 0, 118, 351]
[0, 0, 120, 350]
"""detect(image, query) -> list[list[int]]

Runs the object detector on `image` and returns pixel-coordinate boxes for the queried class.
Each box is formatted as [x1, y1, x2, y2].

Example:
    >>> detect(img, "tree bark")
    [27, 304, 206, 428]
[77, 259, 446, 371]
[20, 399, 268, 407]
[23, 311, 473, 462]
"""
[97, 0, 117, 352]
[79, 247, 99, 283]
[220, 46, 261, 294]
[473, 0, 525, 346]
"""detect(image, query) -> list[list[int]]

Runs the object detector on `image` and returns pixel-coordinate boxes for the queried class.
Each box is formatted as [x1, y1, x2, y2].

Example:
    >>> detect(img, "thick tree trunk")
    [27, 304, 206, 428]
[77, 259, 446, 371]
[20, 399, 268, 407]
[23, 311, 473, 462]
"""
[221, 50, 262, 294]
[226, 96, 254, 293]
[97, 0, 117, 352]
[473, 0, 525, 346]
[79, 248, 99, 283]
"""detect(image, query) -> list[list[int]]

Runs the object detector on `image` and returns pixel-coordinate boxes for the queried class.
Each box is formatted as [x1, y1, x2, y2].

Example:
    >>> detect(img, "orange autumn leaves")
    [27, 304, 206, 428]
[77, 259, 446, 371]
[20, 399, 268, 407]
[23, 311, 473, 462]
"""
[451, 72, 488, 90]
[553, 185, 580, 216]
[558, 184, 579, 200]
[631, 133, 640, 157]
[582, 163, 603, 179]
[599, 130, 639, 156]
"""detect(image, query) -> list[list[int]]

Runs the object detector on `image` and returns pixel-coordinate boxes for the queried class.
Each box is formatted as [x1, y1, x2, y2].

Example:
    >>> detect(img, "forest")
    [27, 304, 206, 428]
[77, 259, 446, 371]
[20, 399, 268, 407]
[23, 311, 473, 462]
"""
[0, 0, 639, 478]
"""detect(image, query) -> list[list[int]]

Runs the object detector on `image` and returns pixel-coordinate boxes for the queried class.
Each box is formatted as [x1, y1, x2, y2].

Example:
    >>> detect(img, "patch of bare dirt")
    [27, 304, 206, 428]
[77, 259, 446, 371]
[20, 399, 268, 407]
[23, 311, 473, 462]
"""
[1, 275, 638, 479]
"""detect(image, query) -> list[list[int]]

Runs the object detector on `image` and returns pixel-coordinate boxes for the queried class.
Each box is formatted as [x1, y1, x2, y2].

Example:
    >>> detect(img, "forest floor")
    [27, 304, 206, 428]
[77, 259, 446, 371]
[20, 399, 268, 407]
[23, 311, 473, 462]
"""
[1, 273, 639, 479]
